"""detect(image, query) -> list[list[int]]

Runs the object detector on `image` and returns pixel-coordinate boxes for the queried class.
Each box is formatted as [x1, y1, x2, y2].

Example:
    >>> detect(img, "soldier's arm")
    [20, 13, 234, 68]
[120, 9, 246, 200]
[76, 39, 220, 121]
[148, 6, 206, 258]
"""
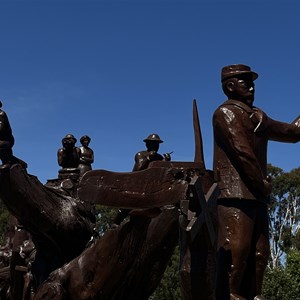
[132, 152, 149, 172]
[266, 116, 300, 143]
[57, 149, 65, 167]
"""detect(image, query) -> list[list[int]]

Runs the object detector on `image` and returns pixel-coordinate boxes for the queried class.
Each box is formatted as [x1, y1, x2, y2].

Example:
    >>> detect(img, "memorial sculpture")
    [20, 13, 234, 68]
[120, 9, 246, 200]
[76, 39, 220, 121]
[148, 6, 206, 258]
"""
[0, 107, 95, 294]
[213, 64, 300, 300]
[34, 101, 218, 299]
[0, 99, 218, 299]
[78, 135, 94, 176]
[0, 64, 297, 300]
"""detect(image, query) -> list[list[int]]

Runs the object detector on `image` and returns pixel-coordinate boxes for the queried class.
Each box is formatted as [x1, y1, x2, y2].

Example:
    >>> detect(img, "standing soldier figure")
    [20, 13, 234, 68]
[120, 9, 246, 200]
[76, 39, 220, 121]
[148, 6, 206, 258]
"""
[213, 64, 300, 300]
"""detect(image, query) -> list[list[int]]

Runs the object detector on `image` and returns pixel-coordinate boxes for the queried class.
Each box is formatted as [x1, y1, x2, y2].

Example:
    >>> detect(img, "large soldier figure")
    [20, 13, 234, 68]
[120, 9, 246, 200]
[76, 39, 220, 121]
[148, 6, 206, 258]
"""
[213, 64, 300, 300]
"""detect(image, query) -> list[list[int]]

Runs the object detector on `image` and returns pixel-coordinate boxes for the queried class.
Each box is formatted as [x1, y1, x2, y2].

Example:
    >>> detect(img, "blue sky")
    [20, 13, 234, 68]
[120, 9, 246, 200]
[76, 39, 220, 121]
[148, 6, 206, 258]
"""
[0, 0, 299, 183]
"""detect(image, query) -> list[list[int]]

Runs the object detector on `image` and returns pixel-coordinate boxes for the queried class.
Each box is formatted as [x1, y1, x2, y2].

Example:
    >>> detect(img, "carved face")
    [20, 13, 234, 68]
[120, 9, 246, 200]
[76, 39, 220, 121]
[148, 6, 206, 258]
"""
[231, 77, 255, 106]
[63, 138, 76, 148]
[145, 141, 160, 152]
[81, 138, 90, 147]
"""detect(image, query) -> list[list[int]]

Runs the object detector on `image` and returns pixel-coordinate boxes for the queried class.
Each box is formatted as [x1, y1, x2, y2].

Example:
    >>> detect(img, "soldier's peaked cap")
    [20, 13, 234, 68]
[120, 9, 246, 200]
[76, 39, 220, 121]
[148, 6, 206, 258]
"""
[143, 134, 163, 143]
[221, 64, 258, 82]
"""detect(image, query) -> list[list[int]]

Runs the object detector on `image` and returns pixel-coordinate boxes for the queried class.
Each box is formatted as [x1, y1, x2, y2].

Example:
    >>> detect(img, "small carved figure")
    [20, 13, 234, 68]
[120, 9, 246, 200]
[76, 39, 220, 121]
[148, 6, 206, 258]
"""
[132, 133, 171, 171]
[78, 135, 94, 176]
[113, 133, 171, 226]
[0, 101, 27, 170]
[0, 101, 14, 169]
[57, 134, 80, 169]
[213, 64, 300, 300]
[57, 134, 80, 180]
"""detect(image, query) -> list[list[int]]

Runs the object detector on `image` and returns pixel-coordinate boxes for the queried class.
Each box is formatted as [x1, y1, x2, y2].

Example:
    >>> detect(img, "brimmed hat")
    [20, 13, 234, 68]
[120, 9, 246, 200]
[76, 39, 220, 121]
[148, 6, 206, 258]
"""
[143, 133, 163, 143]
[62, 134, 77, 143]
[221, 64, 258, 82]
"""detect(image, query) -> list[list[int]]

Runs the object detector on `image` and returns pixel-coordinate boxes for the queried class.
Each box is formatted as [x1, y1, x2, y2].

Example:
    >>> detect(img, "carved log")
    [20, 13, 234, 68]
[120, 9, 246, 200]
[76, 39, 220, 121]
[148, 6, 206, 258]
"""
[34, 211, 174, 300]
[0, 164, 94, 283]
[110, 206, 180, 299]
[0, 162, 216, 299]
[148, 162, 219, 299]
[34, 167, 190, 299]
[78, 167, 188, 209]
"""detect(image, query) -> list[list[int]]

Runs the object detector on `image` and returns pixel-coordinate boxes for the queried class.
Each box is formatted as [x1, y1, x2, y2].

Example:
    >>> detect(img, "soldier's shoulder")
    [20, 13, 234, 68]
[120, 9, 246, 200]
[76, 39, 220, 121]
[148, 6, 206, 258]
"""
[214, 103, 235, 117]
[134, 151, 148, 159]
[57, 148, 64, 154]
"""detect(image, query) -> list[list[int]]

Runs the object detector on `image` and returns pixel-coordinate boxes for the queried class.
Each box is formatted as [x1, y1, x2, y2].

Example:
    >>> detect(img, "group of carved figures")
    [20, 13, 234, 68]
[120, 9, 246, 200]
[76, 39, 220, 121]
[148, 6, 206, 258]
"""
[57, 134, 94, 178]
[0, 64, 299, 300]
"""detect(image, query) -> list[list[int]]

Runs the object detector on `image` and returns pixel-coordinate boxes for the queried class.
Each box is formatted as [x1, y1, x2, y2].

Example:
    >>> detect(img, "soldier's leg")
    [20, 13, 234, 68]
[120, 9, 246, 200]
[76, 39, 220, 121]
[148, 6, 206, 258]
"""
[254, 204, 270, 297]
[216, 201, 255, 299]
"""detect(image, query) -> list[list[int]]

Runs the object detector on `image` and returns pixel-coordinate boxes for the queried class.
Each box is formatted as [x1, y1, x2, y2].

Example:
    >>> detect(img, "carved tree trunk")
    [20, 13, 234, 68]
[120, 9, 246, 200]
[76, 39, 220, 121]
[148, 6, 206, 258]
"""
[34, 210, 179, 300]
[0, 165, 94, 284]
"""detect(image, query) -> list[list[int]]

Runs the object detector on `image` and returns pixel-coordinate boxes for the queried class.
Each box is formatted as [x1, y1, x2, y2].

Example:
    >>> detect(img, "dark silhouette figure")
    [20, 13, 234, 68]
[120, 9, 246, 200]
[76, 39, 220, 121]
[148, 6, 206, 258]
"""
[78, 135, 94, 176]
[213, 64, 300, 300]
[0, 101, 14, 169]
[132, 133, 171, 171]
[57, 134, 80, 169]
[57, 134, 81, 181]
[0, 101, 27, 170]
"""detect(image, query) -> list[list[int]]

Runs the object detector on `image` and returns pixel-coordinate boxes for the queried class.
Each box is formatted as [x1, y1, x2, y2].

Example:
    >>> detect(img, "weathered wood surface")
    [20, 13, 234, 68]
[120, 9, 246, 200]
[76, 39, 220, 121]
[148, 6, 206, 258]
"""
[0, 162, 217, 300]
[34, 206, 179, 300]
[34, 166, 189, 299]
[0, 164, 94, 283]
[78, 167, 189, 209]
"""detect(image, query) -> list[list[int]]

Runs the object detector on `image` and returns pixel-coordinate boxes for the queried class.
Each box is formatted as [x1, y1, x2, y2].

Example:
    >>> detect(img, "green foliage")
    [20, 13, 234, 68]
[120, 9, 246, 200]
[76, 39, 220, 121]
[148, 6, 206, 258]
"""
[150, 246, 181, 300]
[294, 230, 300, 251]
[285, 250, 300, 296]
[94, 205, 119, 236]
[263, 250, 300, 300]
[263, 267, 296, 300]
[267, 164, 300, 268]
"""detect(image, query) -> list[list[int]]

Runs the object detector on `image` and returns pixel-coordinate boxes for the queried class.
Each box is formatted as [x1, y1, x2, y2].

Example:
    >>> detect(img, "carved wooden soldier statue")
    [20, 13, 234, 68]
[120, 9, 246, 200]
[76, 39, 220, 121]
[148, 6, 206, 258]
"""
[57, 134, 80, 180]
[132, 133, 171, 171]
[213, 64, 300, 300]
[78, 135, 94, 177]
